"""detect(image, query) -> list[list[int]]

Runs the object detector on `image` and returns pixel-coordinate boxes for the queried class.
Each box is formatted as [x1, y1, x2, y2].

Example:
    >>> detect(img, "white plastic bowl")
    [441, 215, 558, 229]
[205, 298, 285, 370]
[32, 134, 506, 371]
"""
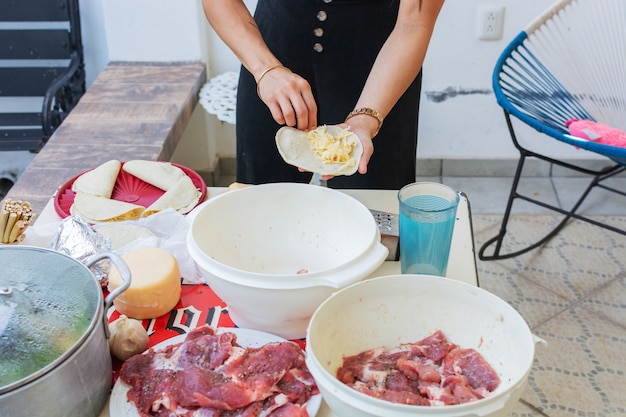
[186, 183, 388, 339]
[306, 274, 541, 417]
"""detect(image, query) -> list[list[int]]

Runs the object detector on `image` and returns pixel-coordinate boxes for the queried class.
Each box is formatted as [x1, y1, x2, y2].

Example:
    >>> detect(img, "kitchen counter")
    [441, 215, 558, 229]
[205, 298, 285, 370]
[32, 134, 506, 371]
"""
[29, 186, 477, 417]
[340, 189, 477, 286]
[32, 187, 477, 287]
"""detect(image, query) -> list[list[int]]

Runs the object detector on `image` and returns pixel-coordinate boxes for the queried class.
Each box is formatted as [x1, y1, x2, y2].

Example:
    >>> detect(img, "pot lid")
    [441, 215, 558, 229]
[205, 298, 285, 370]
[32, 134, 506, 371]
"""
[0, 246, 101, 392]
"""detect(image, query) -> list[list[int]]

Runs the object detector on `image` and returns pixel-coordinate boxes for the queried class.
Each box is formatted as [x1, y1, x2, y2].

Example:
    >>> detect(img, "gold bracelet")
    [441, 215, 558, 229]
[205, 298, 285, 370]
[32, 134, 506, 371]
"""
[256, 64, 286, 98]
[345, 107, 384, 137]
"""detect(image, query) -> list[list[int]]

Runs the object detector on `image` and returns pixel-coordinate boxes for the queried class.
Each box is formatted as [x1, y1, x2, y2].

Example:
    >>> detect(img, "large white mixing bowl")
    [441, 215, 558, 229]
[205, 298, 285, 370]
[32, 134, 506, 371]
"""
[187, 183, 388, 339]
[306, 274, 542, 417]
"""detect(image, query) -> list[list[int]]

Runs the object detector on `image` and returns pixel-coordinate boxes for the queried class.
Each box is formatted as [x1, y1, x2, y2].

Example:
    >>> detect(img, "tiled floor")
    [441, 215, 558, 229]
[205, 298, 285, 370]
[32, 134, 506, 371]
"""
[443, 174, 626, 216]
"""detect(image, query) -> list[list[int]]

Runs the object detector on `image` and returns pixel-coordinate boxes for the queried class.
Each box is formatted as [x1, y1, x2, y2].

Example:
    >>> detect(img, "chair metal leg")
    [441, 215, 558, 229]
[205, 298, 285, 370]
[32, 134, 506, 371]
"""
[480, 164, 626, 261]
[479, 112, 626, 261]
[478, 150, 526, 260]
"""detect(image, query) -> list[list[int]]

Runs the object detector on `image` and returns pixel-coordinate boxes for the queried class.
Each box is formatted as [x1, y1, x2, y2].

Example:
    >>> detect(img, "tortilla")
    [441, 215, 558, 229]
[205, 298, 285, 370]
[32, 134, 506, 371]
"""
[71, 159, 121, 198]
[275, 125, 362, 176]
[122, 160, 186, 191]
[71, 193, 145, 223]
[142, 175, 201, 217]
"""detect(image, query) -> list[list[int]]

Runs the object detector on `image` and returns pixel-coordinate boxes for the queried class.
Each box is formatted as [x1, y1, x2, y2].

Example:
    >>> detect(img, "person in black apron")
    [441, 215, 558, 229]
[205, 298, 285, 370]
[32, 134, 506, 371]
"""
[202, 0, 445, 189]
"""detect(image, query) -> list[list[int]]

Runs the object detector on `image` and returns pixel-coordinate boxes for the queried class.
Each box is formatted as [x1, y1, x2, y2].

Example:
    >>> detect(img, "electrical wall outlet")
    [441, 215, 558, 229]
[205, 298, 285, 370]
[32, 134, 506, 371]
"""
[476, 4, 504, 40]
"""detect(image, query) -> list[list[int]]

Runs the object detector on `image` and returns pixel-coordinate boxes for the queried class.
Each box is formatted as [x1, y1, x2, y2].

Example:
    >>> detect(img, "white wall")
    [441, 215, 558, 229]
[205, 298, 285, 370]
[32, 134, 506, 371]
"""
[420, 0, 588, 161]
[80, 0, 207, 73]
[77, 0, 109, 87]
[77, 0, 599, 172]
[101, 0, 206, 62]
[79, 0, 218, 173]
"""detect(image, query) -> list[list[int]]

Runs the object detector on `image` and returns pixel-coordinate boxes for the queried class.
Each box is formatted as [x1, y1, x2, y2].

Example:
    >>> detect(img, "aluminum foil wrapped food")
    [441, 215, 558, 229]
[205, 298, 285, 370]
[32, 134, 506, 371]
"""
[50, 215, 112, 287]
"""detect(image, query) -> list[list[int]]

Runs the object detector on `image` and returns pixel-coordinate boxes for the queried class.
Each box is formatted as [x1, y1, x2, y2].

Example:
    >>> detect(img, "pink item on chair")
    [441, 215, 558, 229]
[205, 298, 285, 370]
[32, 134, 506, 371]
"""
[566, 119, 626, 148]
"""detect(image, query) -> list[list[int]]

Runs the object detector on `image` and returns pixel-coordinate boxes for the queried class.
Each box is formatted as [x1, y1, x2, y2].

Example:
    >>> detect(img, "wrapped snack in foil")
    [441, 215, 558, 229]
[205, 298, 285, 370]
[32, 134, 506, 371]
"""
[50, 216, 112, 287]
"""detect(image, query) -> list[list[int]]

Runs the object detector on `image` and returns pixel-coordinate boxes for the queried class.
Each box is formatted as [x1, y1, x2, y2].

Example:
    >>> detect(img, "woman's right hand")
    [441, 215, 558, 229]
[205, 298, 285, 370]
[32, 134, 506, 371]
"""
[256, 66, 318, 132]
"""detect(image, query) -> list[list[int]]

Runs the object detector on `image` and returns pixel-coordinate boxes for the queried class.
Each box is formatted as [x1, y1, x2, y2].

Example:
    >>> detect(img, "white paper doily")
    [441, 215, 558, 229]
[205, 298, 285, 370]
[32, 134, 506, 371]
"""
[198, 71, 238, 124]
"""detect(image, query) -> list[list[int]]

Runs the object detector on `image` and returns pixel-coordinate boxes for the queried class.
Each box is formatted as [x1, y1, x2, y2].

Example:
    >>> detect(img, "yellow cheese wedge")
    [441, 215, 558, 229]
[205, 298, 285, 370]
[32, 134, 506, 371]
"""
[108, 247, 182, 319]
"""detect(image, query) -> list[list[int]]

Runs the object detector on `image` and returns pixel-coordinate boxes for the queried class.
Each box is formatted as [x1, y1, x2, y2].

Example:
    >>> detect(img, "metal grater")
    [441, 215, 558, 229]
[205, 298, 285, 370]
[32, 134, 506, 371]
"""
[369, 209, 399, 261]
[369, 209, 399, 236]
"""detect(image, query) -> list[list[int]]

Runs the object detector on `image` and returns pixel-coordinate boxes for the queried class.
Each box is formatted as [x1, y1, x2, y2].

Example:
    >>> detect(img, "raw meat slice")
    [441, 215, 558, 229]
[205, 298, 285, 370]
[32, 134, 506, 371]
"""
[119, 326, 319, 417]
[337, 330, 499, 406]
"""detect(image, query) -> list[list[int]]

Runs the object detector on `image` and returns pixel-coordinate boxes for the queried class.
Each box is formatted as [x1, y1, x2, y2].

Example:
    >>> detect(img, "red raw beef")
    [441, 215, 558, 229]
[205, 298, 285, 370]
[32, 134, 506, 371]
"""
[337, 330, 500, 406]
[443, 348, 501, 392]
[120, 325, 318, 417]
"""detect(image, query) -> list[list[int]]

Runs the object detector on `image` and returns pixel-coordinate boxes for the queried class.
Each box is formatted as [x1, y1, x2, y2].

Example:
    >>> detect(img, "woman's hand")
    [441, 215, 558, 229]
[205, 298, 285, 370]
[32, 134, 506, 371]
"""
[340, 115, 378, 175]
[348, 125, 375, 175]
[303, 122, 374, 181]
[256, 66, 318, 132]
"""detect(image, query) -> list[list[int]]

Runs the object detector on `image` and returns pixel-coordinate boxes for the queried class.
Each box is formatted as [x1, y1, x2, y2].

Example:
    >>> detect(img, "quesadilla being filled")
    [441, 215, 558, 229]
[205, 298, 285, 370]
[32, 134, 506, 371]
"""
[122, 160, 186, 191]
[275, 125, 362, 176]
[71, 193, 145, 223]
[71, 159, 121, 198]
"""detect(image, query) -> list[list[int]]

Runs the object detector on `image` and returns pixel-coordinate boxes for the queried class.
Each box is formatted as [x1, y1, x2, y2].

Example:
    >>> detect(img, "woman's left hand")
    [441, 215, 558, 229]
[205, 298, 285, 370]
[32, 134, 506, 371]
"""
[345, 124, 374, 175]
[308, 123, 374, 181]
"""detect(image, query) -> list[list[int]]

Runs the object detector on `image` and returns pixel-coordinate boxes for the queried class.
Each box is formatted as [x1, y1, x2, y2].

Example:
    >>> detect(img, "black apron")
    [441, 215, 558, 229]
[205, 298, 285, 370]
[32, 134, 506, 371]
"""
[235, 0, 422, 189]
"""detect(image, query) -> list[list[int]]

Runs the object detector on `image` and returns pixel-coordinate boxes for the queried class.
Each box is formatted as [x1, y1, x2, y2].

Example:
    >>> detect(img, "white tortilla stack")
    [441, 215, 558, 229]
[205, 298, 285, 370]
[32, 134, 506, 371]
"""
[69, 159, 202, 222]
[71, 159, 121, 198]
[275, 125, 362, 176]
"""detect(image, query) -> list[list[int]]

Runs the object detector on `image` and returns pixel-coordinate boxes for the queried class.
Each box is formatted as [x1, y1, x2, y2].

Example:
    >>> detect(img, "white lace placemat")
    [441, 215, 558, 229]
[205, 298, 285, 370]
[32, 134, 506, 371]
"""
[198, 71, 238, 124]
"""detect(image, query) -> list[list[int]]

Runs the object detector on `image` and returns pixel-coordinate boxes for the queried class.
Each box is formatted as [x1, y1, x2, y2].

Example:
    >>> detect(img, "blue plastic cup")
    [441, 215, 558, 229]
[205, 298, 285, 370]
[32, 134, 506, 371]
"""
[398, 182, 459, 276]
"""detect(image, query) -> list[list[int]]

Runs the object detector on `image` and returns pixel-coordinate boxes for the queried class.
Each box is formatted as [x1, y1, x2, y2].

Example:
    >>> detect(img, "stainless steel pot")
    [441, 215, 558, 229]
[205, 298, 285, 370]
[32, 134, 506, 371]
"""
[0, 246, 131, 417]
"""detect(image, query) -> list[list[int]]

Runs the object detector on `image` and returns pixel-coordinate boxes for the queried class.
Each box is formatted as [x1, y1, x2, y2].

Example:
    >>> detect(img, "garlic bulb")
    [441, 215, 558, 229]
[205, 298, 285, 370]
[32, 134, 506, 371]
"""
[108, 315, 149, 361]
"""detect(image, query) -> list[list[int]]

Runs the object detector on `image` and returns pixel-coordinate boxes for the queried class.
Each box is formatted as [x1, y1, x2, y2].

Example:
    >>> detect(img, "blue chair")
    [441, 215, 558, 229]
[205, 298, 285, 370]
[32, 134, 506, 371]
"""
[479, 0, 626, 261]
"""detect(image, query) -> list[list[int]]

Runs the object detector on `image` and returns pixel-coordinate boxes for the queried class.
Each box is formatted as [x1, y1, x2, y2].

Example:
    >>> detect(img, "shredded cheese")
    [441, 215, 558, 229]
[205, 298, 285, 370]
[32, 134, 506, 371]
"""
[306, 125, 356, 166]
